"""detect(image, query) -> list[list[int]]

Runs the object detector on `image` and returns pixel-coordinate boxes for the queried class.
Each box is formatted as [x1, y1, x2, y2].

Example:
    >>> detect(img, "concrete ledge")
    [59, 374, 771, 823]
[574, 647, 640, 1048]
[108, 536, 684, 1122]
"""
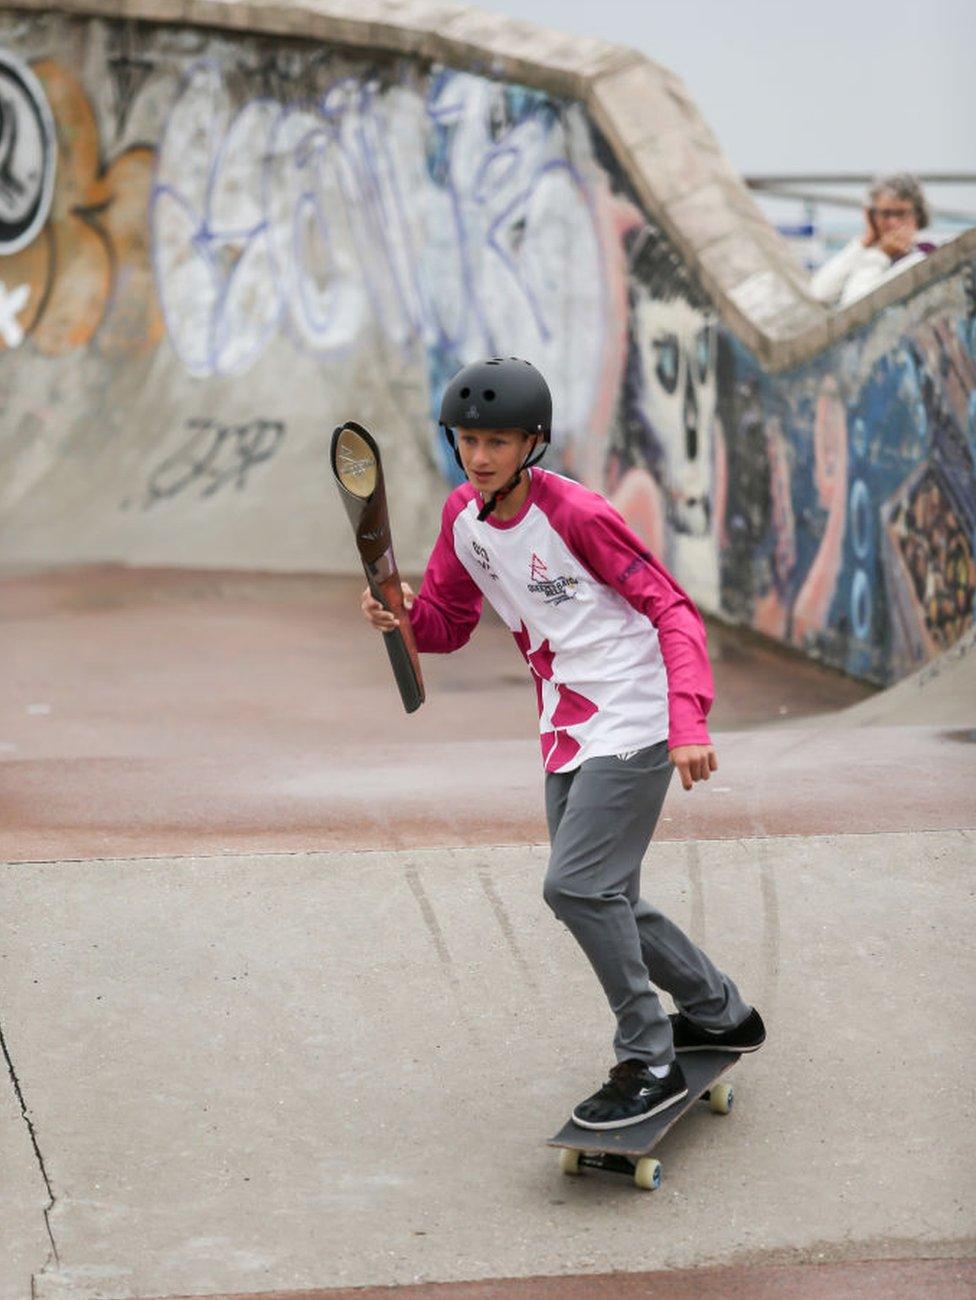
[627, 127, 739, 208]
[3, 0, 974, 372]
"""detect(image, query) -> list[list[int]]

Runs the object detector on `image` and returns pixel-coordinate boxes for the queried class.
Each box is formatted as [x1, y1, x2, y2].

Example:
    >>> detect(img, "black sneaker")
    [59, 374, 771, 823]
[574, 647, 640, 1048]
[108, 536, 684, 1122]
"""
[571, 1059, 688, 1131]
[669, 1006, 766, 1054]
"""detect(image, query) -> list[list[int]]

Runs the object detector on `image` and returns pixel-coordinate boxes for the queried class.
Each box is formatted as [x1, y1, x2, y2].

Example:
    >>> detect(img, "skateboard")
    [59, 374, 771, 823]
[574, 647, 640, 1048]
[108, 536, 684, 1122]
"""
[547, 1050, 739, 1190]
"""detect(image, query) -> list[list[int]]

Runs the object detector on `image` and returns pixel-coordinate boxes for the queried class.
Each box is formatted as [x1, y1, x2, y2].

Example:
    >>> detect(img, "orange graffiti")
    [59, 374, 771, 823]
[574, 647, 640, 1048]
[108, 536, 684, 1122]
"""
[0, 60, 162, 357]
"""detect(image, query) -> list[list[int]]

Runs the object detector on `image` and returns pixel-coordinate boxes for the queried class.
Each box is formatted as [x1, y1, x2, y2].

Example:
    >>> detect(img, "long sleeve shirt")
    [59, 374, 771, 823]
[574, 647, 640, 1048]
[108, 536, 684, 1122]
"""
[810, 237, 929, 308]
[409, 468, 714, 773]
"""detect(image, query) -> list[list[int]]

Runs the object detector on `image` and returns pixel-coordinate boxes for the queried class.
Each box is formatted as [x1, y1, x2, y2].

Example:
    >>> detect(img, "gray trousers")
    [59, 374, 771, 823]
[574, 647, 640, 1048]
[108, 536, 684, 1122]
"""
[543, 741, 750, 1066]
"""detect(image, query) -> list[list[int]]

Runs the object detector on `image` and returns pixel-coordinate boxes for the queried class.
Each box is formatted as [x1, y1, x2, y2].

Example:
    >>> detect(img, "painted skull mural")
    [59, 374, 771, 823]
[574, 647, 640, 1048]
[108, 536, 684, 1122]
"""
[0, 12, 973, 684]
[607, 225, 722, 608]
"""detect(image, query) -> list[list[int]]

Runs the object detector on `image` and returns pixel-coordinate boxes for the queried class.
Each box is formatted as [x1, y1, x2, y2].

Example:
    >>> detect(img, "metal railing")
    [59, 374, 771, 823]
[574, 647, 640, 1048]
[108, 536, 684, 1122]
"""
[744, 173, 976, 227]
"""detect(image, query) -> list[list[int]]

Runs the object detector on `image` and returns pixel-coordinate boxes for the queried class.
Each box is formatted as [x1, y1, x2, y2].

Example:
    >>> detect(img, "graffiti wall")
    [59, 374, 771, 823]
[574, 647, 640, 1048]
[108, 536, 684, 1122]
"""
[0, 13, 973, 682]
[711, 298, 976, 682]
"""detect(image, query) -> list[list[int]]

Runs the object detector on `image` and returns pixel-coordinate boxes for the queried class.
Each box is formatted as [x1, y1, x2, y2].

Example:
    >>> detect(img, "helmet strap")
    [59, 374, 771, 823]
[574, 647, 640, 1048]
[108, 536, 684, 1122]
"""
[477, 479, 515, 522]
[443, 427, 465, 472]
[475, 436, 546, 522]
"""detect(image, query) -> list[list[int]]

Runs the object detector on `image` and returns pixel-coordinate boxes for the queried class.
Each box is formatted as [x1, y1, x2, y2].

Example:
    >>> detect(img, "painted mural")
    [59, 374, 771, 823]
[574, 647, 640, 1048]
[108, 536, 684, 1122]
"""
[0, 48, 161, 355]
[0, 14, 973, 683]
[709, 299, 976, 681]
[148, 55, 628, 484]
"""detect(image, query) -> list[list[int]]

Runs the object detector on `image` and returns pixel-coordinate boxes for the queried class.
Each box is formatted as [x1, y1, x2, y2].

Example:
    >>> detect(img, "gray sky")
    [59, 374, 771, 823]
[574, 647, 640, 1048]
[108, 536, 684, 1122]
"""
[469, 0, 975, 214]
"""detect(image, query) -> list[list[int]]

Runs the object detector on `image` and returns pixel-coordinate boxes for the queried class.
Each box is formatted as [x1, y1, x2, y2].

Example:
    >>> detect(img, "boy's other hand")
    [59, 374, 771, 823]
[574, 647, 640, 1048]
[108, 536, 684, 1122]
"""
[361, 581, 415, 631]
[669, 744, 718, 791]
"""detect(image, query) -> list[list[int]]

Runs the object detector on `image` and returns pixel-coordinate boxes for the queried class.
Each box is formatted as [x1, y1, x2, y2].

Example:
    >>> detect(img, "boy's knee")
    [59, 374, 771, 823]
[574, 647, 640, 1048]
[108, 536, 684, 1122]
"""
[542, 869, 563, 916]
[544, 865, 599, 920]
[543, 866, 577, 919]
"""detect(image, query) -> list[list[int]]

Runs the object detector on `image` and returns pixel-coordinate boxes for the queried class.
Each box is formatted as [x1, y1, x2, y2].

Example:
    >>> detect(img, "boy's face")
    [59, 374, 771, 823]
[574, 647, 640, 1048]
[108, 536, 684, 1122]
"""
[455, 427, 537, 494]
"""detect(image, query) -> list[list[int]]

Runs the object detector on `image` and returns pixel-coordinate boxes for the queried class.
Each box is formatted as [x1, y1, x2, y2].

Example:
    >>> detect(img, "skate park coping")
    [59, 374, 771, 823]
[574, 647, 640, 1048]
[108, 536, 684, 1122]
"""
[9, 0, 976, 375]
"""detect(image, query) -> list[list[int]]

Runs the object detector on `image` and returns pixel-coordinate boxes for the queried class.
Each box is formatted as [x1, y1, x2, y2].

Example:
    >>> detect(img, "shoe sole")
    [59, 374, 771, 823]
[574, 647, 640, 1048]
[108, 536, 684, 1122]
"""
[571, 1087, 689, 1131]
[674, 1040, 765, 1054]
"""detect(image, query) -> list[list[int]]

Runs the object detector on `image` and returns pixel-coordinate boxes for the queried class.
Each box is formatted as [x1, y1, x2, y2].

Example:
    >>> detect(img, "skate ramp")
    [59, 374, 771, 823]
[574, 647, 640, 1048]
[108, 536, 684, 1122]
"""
[2, 567, 974, 1298]
[1, 1, 974, 686]
[825, 624, 976, 728]
[5, 567, 975, 869]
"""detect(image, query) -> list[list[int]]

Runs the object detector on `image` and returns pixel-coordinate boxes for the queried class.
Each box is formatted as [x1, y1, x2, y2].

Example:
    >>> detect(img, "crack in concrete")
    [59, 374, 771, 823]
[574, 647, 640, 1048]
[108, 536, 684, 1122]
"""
[0, 1014, 60, 1270]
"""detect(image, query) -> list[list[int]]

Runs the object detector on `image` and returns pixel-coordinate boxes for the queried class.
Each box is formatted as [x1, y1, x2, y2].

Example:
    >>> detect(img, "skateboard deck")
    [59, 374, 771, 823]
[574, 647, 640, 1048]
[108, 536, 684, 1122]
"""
[547, 1050, 740, 1190]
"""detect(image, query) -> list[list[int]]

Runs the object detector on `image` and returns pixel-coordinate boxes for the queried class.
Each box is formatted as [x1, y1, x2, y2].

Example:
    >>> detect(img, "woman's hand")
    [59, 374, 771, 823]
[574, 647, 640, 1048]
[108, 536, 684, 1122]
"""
[668, 744, 718, 791]
[861, 207, 880, 248]
[877, 223, 915, 260]
[360, 581, 415, 631]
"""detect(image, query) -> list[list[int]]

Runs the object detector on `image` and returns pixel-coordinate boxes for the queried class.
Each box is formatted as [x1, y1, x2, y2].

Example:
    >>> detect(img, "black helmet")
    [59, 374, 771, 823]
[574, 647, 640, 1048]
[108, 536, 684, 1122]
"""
[438, 358, 552, 522]
[440, 357, 552, 442]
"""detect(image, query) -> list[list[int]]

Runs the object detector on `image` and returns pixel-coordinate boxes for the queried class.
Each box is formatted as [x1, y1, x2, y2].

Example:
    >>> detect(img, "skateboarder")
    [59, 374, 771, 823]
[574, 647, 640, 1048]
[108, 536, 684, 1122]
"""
[360, 357, 765, 1130]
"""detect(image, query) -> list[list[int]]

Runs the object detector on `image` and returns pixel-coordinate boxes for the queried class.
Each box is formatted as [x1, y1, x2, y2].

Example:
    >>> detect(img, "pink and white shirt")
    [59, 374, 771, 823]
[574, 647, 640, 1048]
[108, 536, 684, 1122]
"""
[409, 469, 714, 773]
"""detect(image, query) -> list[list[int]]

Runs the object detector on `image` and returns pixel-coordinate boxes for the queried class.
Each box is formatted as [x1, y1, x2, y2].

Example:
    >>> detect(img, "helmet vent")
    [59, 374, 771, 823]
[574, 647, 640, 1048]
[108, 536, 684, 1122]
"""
[459, 387, 470, 399]
[484, 389, 496, 401]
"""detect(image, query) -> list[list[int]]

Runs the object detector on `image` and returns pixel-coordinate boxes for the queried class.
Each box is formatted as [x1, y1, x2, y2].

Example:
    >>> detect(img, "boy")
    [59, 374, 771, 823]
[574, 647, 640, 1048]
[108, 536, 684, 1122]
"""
[361, 357, 764, 1130]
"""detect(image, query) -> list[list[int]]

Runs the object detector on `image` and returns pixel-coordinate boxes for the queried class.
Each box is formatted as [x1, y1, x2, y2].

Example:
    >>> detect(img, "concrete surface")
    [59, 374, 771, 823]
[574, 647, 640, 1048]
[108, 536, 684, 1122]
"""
[138, 1258, 976, 1299]
[5, 833, 975, 1299]
[2, 566, 885, 864]
[0, 1036, 54, 1300]
[827, 624, 976, 729]
[2, 568, 975, 1300]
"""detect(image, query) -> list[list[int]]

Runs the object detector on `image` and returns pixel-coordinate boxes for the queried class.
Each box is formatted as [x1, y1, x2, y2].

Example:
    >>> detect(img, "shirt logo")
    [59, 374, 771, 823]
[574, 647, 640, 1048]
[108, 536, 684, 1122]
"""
[471, 540, 498, 579]
[527, 553, 580, 606]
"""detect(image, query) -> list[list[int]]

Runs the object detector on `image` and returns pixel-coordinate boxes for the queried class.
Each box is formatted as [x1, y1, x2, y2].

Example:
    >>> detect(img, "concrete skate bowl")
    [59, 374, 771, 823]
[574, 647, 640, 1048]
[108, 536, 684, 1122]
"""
[826, 621, 976, 730]
[0, 0, 974, 687]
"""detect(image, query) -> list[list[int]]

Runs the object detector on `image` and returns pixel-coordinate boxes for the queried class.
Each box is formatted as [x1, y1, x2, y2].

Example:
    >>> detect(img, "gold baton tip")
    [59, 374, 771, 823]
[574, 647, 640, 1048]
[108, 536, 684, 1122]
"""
[334, 426, 378, 498]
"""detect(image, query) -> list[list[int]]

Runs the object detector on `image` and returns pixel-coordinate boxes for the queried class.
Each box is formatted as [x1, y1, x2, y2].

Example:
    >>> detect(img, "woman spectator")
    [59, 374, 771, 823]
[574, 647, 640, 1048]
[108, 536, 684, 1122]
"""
[810, 174, 936, 308]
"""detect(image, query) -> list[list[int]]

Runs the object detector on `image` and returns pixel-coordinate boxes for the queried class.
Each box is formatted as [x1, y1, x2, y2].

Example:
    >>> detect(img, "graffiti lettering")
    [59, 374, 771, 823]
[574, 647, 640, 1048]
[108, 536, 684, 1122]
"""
[0, 23, 971, 687]
[150, 65, 609, 455]
[146, 418, 286, 504]
[105, 24, 155, 139]
[0, 278, 28, 346]
[0, 56, 161, 356]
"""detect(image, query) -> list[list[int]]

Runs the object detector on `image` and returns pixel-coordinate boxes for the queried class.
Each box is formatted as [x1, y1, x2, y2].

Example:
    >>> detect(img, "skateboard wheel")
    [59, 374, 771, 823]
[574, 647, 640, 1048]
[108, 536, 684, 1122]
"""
[559, 1148, 582, 1176]
[633, 1157, 662, 1190]
[709, 1083, 733, 1115]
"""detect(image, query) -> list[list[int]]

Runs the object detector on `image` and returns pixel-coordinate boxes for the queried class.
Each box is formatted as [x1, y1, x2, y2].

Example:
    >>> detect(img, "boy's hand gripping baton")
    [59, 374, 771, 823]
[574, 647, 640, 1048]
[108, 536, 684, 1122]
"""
[330, 422, 425, 714]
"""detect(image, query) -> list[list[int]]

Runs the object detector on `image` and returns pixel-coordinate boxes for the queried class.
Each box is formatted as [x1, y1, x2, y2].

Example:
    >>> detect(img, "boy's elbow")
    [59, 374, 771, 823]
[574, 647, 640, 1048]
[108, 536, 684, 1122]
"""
[451, 621, 478, 652]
